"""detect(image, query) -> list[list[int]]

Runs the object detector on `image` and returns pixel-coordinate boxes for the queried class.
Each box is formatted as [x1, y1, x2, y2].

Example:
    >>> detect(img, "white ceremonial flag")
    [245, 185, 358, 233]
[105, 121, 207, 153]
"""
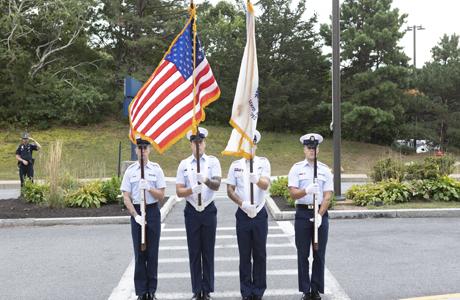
[222, 1, 259, 159]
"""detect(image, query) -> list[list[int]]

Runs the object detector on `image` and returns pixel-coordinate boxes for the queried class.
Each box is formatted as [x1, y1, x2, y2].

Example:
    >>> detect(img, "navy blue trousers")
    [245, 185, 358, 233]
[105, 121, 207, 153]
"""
[18, 163, 34, 186]
[184, 201, 217, 294]
[131, 203, 161, 296]
[295, 207, 329, 294]
[235, 207, 268, 298]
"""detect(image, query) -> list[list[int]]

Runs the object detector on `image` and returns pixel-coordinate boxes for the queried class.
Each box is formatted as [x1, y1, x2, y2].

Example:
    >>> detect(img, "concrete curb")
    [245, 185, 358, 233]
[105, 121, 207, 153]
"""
[0, 196, 179, 228]
[265, 195, 460, 220]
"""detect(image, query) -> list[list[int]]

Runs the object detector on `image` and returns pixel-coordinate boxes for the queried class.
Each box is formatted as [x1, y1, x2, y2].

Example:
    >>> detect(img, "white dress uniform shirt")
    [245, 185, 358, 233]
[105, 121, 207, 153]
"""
[176, 154, 222, 209]
[120, 161, 166, 204]
[227, 156, 271, 213]
[288, 160, 333, 205]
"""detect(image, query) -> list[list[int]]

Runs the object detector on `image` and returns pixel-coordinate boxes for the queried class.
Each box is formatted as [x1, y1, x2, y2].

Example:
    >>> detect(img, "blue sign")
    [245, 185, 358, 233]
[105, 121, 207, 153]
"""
[124, 76, 143, 160]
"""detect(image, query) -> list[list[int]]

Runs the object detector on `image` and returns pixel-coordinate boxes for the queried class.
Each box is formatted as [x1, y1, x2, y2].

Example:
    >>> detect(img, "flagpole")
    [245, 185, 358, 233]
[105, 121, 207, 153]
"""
[250, 147, 254, 205]
[190, 0, 202, 206]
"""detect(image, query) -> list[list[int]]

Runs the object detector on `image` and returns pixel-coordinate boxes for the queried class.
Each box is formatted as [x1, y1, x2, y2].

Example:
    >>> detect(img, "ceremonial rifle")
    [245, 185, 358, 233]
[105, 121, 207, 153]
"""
[139, 145, 147, 252]
[311, 136, 319, 252]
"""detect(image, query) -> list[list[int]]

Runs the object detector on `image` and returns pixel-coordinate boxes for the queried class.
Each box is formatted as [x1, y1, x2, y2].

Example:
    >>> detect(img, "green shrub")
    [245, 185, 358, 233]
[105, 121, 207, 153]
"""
[61, 172, 80, 191]
[65, 181, 107, 208]
[270, 176, 295, 207]
[346, 179, 411, 206]
[101, 176, 122, 204]
[404, 156, 455, 180]
[404, 161, 439, 180]
[409, 176, 460, 202]
[22, 180, 49, 204]
[371, 158, 404, 182]
[426, 155, 455, 176]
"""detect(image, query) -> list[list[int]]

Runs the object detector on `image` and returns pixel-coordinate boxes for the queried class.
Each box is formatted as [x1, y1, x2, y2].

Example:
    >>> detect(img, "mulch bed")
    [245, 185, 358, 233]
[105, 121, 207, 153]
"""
[0, 198, 166, 219]
[271, 195, 295, 211]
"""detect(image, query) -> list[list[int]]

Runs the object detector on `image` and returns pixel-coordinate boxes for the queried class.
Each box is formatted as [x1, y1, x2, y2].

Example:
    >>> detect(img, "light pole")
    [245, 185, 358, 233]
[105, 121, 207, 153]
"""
[407, 25, 425, 68]
[332, 0, 343, 199]
[406, 25, 425, 151]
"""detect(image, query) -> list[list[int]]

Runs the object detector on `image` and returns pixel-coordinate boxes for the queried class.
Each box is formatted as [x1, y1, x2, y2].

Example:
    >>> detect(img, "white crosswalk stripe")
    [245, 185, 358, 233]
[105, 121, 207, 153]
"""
[109, 198, 350, 300]
[158, 255, 297, 264]
[159, 243, 293, 251]
[158, 269, 298, 279]
[160, 233, 290, 241]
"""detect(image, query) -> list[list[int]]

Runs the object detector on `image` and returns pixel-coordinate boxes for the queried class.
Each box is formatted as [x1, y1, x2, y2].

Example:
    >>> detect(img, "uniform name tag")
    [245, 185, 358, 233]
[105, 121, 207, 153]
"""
[299, 174, 308, 180]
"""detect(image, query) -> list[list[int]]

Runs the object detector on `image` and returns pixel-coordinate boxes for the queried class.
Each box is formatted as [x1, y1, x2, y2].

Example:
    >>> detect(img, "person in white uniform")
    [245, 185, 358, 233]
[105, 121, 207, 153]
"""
[176, 127, 222, 300]
[288, 133, 333, 300]
[120, 138, 166, 300]
[226, 130, 271, 300]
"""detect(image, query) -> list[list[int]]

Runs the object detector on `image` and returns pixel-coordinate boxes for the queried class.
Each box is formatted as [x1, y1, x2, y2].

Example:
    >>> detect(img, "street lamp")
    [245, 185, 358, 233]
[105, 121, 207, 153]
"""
[406, 25, 425, 151]
[406, 25, 425, 68]
[332, 0, 343, 199]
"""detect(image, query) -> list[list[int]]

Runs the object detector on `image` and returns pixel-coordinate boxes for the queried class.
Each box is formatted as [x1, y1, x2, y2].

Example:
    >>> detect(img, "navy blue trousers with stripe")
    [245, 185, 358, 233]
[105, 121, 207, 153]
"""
[236, 206, 268, 298]
[131, 203, 161, 296]
[184, 201, 217, 294]
[295, 207, 329, 294]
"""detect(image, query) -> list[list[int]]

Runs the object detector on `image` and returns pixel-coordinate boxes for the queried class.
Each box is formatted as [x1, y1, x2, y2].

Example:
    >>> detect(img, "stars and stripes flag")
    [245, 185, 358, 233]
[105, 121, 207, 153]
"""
[128, 10, 220, 153]
[222, 1, 259, 159]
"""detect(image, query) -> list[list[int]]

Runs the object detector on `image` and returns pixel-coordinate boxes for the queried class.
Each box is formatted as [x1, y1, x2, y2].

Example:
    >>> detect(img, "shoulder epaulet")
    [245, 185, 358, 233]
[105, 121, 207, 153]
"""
[148, 161, 161, 168]
[317, 161, 329, 168]
[258, 157, 268, 161]
[126, 162, 139, 171]
[294, 161, 305, 165]
[208, 155, 219, 162]
[230, 160, 241, 166]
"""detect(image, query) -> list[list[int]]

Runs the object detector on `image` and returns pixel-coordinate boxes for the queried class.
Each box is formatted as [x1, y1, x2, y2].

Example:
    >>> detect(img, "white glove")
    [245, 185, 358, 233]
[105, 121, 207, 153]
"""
[191, 184, 202, 194]
[241, 202, 257, 218]
[310, 214, 322, 228]
[134, 215, 145, 226]
[249, 173, 259, 184]
[305, 183, 319, 195]
[196, 172, 207, 184]
[139, 179, 149, 191]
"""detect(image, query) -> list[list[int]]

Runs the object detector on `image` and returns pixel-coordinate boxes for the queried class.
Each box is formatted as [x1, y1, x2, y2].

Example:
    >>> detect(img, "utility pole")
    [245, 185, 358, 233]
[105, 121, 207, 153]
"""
[332, 0, 343, 200]
[406, 25, 425, 151]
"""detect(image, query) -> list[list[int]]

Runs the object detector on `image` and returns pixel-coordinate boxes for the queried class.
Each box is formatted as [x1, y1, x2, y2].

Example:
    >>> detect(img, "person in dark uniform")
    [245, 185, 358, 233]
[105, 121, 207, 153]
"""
[15, 132, 41, 186]
[120, 138, 166, 300]
[226, 130, 271, 300]
[288, 133, 333, 300]
[176, 127, 222, 300]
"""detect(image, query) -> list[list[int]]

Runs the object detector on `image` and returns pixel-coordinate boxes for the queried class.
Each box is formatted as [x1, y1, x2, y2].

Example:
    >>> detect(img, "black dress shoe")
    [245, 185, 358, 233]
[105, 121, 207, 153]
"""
[202, 292, 213, 300]
[148, 293, 158, 300]
[137, 294, 148, 300]
[253, 296, 262, 300]
[191, 293, 201, 300]
[301, 292, 310, 300]
[310, 290, 321, 300]
[242, 297, 252, 300]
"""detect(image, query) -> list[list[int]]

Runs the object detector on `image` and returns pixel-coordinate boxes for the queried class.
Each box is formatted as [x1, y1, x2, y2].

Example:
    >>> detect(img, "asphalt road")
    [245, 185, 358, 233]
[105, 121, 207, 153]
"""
[326, 217, 460, 300]
[1, 207, 459, 299]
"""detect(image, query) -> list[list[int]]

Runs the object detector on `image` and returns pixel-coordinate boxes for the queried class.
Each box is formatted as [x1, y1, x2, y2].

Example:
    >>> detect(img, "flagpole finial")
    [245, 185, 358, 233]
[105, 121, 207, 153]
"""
[247, 0, 254, 14]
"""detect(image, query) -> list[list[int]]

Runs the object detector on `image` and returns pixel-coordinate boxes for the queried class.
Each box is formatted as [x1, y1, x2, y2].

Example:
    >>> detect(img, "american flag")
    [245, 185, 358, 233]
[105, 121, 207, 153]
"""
[129, 17, 220, 153]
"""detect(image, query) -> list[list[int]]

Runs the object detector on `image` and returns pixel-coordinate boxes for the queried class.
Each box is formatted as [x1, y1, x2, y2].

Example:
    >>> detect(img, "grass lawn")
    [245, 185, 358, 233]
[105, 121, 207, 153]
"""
[1, 120, 459, 180]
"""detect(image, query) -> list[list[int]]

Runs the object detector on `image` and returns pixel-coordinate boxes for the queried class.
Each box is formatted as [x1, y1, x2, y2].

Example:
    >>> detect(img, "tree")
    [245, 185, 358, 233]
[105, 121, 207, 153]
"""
[416, 34, 460, 149]
[320, 0, 411, 144]
[255, 0, 330, 132]
[197, 1, 246, 124]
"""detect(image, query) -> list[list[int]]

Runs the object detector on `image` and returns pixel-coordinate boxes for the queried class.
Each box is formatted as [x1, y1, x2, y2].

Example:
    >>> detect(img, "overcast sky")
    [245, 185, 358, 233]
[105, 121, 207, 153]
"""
[194, 0, 460, 67]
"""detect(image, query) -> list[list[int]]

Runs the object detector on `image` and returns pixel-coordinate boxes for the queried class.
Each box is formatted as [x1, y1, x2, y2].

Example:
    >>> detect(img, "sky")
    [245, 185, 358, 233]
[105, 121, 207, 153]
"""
[193, 0, 460, 67]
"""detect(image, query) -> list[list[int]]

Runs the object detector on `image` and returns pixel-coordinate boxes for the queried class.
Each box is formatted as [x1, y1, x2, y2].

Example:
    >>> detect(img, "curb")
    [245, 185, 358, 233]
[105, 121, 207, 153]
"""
[0, 196, 179, 228]
[265, 195, 460, 220]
